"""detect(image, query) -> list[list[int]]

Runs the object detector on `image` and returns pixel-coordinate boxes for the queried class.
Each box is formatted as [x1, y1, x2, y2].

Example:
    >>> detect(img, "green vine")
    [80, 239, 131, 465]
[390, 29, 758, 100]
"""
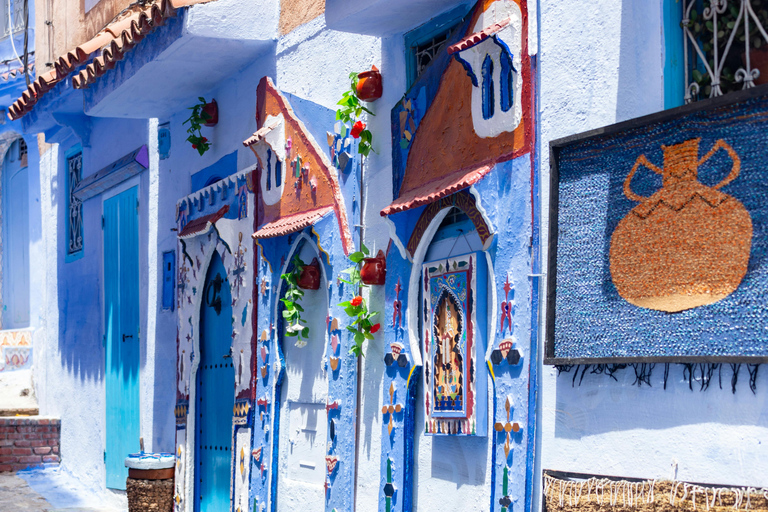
[336, 72, 375, 157]
[184, 97, 213, 156]
[338, 244, 381, 357]
[281, 255, 310, 348]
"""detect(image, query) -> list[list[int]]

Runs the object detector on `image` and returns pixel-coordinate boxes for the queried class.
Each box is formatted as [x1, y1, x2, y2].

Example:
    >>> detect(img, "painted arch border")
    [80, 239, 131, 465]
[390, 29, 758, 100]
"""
[261, 231, 336, 512]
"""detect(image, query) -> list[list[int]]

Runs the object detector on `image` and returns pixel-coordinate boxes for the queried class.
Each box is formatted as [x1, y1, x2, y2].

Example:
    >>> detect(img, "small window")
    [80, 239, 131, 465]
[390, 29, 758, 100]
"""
[666, 0, 768, 106]
[67, 151, 83, 256]
[404, 4, 472, 88]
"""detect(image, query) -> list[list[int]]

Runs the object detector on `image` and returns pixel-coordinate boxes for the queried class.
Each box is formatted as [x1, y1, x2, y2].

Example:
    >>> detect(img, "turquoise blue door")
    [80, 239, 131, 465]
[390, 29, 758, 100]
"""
[104, 186, 141, 490]
[195, 251, 234, 512]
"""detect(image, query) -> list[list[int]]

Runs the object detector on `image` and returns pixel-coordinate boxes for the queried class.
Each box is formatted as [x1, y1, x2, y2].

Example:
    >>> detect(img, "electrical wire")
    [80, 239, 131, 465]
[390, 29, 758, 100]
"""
[22, 0, 28, 86]
[7, 0, 24, 68]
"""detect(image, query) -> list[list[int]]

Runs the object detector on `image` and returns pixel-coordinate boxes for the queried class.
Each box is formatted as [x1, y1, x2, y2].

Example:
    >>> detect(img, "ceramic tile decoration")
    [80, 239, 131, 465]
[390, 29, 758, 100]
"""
[547, 89, 768, 362]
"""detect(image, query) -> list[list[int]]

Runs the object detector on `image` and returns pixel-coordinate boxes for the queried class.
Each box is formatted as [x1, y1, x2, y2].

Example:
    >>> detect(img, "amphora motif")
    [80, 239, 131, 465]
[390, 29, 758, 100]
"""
[609, 138, 752, 312]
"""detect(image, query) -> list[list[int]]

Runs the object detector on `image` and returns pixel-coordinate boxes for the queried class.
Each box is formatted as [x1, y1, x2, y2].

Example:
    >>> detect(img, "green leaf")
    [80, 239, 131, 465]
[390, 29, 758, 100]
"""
[354, 332, 365, 344]
[350, 252, 365, 264]
[360, 243, 370, 255]
[301, 327, 310, 338]
[282, 310, 292, 318]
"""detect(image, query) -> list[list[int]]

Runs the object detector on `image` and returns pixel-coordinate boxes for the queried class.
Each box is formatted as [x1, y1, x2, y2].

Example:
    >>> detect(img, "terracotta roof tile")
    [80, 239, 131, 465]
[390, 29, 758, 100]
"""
[380, 164, 492, 216]
[447, 17, 512, 55]
[242, 118, 280, 147]
[8, 0, 212, 121]
[0, 63, 34, 83]
[178, 204, 229, 239]
[252, 207, 334, 239]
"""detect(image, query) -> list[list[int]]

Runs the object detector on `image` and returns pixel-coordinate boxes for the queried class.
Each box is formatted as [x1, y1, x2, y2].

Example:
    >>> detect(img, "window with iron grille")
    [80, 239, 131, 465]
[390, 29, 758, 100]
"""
[669, 0, 768, 105]
[0, 0, 25, 39]
[404, 5, 472, 88]
[67, 152, 83, 256]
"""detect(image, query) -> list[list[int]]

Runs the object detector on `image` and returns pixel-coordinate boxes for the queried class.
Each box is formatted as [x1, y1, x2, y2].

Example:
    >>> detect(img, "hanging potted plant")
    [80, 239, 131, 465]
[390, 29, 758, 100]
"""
[297, 257, 321, 290]
[339, 244, 381, 357]
[184, 97, 217, 156]
[336, 72, 375, 157]
[281, 255, 310, 347]
[356, 65, 383, 102]
[360, 249, 386, 285]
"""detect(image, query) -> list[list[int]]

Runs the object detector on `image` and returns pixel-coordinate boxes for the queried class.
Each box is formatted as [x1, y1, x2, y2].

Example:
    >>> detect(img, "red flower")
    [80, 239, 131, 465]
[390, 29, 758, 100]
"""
[350, 296, 363, 307]
[192, 144, 198, 149]
[370, 323, 380, 334]
[201, 137, 208, 143]
[350, 121, 366, 139]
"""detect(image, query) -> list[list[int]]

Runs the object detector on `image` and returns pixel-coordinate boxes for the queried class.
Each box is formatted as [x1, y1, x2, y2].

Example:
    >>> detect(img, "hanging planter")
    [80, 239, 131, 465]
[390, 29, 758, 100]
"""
[184, 97, 218, 156]
[202, 99, 218, 127]
[356, 65, 382, 102]
[360, 249, 386, 285]
[297, 257, 321, 290]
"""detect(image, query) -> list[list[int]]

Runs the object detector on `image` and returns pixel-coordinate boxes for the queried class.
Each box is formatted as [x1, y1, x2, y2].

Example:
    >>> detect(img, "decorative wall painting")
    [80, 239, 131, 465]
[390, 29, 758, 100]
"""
[547, 89, 768, 363]
[422, 252, 487, 436]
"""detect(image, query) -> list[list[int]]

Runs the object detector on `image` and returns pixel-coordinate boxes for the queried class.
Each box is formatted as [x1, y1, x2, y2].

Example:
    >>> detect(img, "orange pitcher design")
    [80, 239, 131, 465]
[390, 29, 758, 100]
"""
[610, 138, 752, 312]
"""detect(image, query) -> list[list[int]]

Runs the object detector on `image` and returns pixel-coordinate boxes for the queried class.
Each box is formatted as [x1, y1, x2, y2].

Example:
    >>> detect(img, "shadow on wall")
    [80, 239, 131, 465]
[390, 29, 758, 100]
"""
[616, 0, 663, 121]
[553, 365, 768, 440]
[58, 189, 104, 382]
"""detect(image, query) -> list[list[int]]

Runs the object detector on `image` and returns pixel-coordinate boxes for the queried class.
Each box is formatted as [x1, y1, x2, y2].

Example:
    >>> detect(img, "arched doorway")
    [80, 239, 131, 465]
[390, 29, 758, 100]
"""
[195, 251, 235, 511]
[2, 137, 29, 328]
[413, 207, 492, 511]
[274, 240, 328, 511]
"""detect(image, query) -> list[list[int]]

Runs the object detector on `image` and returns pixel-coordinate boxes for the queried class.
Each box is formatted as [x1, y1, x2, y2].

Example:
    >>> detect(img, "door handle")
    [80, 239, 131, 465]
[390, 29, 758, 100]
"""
[122, 334, 133, 342]
[223, 347, 232, 360]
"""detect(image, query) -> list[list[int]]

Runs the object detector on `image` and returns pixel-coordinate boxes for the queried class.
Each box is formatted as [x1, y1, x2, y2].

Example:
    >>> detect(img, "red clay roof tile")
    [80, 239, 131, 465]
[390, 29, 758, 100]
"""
[380, 164, 492, 216]
[252, 207, 334, 240]
[8, 0, 212, 121]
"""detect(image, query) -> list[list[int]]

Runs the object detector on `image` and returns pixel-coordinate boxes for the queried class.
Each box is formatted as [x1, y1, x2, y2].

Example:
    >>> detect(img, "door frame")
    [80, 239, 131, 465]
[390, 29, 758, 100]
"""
[101, 175, 144, 488]
[185, 243, 237, 511]
[267, 233, 331, 512]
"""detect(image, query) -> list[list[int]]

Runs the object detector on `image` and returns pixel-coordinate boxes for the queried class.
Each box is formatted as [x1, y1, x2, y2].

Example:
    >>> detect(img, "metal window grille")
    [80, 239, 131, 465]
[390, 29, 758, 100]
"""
[414, 32, 449, 78]
[0, 0, 25, 39]
[67, 153, 83, 255]
[683, 0, 768, 103]
[18, 138, 26, 160]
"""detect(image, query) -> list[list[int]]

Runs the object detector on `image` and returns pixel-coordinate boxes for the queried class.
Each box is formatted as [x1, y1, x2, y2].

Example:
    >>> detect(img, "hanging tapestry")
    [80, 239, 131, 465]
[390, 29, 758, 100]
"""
[422, 252, 488, 436]
[547, 88, 768, 363]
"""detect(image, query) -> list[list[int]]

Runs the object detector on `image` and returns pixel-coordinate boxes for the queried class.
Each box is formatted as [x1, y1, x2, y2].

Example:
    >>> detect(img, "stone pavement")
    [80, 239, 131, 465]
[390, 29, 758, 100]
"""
[0, 469, 125, 511]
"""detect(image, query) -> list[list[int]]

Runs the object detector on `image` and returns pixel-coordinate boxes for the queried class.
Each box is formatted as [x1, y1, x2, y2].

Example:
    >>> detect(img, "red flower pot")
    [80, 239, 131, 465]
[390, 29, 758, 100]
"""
[202, 100, 218, 127]
[361, 250, 386, 285]
[356, 66, 382, 102]
[297, 258, 321, 290]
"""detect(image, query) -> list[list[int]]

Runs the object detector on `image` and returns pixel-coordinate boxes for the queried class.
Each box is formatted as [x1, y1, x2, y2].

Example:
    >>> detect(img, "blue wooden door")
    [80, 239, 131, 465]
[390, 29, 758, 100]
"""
[3, 143, 29, 328]
[104, 186, 141, 490]
[195, 251, 234, 512]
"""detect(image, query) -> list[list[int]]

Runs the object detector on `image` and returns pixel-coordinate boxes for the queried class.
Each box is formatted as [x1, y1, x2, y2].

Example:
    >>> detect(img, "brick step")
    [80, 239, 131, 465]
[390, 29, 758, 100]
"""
[0, 417, 61, 472]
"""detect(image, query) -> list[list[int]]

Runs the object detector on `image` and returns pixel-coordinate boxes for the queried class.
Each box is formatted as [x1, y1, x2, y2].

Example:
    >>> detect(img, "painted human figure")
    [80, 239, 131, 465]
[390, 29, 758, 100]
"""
[433, 294, 464, 410]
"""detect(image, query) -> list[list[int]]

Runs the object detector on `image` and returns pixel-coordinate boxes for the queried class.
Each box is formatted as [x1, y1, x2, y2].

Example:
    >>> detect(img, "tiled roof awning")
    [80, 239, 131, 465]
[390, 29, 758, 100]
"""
[252, 207, 333, 239]
[178, 205, 229, 239]
[380, 165, 491, 216]
[8, 0, 212, 121]
[446, 17, 512, 55]
[242, 118, 280, 147]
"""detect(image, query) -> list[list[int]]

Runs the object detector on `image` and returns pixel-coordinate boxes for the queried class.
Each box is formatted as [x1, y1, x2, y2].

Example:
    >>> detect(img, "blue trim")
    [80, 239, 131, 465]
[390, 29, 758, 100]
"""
[191, 151, 237, 193]
[65, 144, 83, 263]
[663, 0, 685, 109]
[402, 365, 420, 512]
[525, 53, 541, 512]
[404, 3, 473, 88]
[500, 49, 515, 113]
[482, 54, 495, 120]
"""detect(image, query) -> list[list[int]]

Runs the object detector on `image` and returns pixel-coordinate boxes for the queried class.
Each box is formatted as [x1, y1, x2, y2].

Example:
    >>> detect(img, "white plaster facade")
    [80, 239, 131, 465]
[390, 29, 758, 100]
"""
[4, 0, 766, 510]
